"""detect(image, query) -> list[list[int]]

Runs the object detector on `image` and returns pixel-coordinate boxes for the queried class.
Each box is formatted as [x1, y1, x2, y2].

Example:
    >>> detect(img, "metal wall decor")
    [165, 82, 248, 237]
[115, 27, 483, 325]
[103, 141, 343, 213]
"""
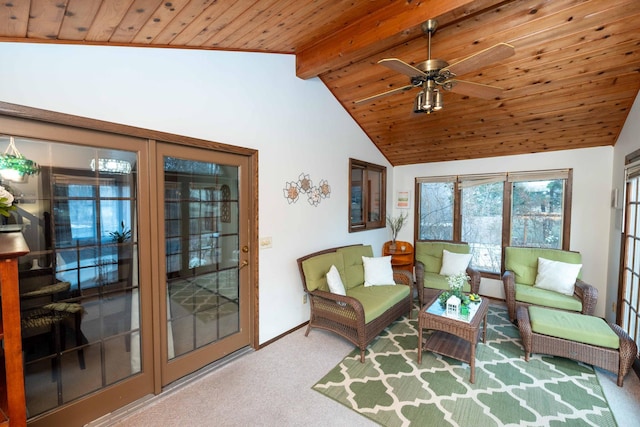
[283, 173, 331, 206]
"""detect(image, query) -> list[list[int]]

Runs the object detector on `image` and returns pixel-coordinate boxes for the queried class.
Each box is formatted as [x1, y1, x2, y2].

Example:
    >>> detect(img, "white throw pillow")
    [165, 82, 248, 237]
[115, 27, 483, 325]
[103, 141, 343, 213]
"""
[439, 249, 473, 276]
[362, 256, 395, 287]
[326, 264, 346, 296]
[534, 257, 582, 296]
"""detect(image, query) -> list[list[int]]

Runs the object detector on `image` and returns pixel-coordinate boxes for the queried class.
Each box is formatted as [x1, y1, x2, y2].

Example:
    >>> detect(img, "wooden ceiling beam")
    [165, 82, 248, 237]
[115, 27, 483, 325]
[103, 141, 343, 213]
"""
[294, 0, 510, 79]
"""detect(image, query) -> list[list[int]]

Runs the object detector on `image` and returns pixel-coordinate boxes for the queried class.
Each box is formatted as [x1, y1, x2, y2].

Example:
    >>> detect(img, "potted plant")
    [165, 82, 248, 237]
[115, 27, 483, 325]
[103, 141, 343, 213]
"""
[386, 211, 408, 251]
[108, 221, 132, 243]
[438, 271, 479, 313]
[109, 222, 133, 287]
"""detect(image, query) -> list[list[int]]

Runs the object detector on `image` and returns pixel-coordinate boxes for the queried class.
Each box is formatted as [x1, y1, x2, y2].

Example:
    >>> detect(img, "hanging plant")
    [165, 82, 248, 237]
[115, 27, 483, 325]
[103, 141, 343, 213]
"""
[0, 154, 40, 176]
[1, 136, 40, 179]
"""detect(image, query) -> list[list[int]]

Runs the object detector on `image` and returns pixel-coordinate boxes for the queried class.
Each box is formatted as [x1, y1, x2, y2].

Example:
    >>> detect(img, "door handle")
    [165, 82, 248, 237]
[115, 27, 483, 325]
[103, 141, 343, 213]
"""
[239, 260, 249, 269]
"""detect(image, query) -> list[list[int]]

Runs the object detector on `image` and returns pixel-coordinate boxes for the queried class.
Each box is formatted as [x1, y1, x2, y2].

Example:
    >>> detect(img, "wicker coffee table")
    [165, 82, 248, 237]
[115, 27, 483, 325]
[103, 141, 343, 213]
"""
[417, 292, 489, 383]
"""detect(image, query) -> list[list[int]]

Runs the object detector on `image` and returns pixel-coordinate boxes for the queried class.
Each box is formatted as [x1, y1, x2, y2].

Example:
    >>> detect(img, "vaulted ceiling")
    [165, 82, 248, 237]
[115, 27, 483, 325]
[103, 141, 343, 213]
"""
[1, 0, 639, 165]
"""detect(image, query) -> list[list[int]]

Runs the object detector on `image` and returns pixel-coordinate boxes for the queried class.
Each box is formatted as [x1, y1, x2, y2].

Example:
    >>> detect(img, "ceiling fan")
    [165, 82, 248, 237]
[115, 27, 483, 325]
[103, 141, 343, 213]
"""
[355, 19, 515, 114]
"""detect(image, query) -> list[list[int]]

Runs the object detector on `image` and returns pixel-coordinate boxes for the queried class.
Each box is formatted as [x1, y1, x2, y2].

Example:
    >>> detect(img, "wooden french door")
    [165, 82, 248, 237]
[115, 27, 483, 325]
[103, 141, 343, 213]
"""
[619, 158, 640, 348]
[155, 143, 252, 385]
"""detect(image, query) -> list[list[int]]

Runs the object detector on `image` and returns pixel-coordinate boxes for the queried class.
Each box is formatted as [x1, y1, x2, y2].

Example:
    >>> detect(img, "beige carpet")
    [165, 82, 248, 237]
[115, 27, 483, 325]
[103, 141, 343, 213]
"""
[90, 320, 640, 427]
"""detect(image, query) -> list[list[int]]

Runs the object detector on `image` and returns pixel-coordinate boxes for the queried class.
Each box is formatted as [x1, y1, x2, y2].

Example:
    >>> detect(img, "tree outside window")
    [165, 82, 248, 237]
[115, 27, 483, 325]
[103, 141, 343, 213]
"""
[417, 170, 571, 275]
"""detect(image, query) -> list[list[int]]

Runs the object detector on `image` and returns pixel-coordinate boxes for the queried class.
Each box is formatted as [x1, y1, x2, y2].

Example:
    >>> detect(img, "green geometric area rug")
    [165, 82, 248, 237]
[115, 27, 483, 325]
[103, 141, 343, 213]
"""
[313, 306, 616, 427]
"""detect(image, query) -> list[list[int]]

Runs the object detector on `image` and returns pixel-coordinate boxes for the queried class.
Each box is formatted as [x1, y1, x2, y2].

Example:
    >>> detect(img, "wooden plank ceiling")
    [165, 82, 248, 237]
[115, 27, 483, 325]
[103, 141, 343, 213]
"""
[1, 0, 639, 165]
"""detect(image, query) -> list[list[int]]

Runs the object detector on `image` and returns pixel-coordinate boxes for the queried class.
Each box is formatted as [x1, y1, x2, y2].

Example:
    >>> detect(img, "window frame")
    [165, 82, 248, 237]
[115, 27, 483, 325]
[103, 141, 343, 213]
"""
[349, 158, 386, 232]
[415, 169, 572, 277]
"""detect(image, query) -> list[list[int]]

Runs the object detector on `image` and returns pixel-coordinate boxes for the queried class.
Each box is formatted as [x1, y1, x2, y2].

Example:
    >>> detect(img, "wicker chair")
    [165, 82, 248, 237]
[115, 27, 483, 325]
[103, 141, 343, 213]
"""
[20, 281, 86, 374]
[414, 241, 481, 307]
[502, 247, 598, 323]
[297, 244, 413, 362]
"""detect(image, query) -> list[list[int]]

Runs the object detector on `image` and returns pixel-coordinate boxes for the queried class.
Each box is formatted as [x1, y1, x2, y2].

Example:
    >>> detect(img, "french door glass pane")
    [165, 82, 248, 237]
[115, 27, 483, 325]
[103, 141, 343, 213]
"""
[1, 136, 140, 418]
[164, 157, 240, 359]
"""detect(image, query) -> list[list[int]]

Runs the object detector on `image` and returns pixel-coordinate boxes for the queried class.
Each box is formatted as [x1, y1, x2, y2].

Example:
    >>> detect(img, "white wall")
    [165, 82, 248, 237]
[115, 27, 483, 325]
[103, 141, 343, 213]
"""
[393, 146, 614, 317]
[0, 43, 393, 343]
[607, 92, 640, 322]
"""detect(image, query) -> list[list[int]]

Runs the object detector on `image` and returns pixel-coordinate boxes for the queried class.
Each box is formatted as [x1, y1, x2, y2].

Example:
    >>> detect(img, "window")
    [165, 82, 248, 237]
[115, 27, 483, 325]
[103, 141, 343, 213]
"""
[349, 158, 386, 232]
[460, 176, 505, 273]
[417, 169, 572, 274]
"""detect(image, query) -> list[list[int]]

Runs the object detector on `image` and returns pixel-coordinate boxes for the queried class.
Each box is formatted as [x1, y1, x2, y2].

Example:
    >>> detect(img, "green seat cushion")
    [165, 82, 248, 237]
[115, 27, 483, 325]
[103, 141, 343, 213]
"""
[422, 271, 472, 292]
[528, 306, 619, 349]
[301, 252, 345, 292]
[337, 245, 374, 289]
[415, 242, 470, 274]
[505, 247, 582, 286]
[20, 281, 71, 297]
[515, 283, 582, 312]
[347, 285, 410, 323]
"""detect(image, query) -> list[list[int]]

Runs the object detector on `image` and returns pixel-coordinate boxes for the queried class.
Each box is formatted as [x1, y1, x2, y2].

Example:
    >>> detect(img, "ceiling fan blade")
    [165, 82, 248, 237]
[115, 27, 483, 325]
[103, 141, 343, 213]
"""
[354, 85, 415, 104]
[442, 42, 515, 77]
[378, 58, 427, 78]
[446, 80, 503, 99]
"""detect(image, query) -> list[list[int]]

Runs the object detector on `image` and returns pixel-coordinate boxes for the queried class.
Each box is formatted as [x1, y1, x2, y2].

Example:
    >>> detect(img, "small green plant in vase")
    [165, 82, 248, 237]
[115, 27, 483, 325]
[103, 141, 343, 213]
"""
[386, 211, 408, 251]
[438, 271, 471, 309]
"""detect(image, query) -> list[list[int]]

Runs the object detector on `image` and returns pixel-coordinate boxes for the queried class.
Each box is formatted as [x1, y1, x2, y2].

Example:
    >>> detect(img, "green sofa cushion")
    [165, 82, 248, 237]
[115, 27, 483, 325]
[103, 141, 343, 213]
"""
[301, 252, 345, 292]
[336, 245, 373, 290]
[347, 284, 410, 323]
[422, 272, 472, 292]
[505, 247, 582, 286]
[516, 283, 582, 312]
[528, 306, 619, 349]
[415, 242, 470, 274]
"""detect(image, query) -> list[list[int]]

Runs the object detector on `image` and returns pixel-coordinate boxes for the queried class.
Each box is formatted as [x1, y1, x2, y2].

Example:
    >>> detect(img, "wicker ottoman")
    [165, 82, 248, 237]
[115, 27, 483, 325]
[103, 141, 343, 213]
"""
[517, 306, 637, 386]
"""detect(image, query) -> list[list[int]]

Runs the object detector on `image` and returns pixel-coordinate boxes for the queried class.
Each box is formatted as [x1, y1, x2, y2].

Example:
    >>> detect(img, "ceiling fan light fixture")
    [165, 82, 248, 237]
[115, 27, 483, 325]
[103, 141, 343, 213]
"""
[422, 88, 433, 110]
[414, 91, 427, 113]
[434, 89, 443, 111]
[367, 18, 513, 116]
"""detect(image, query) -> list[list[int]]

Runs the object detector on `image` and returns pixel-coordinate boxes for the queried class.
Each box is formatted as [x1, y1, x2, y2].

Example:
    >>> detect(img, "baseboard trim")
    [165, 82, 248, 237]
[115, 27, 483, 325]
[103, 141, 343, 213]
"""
[257, 321, 309, 350]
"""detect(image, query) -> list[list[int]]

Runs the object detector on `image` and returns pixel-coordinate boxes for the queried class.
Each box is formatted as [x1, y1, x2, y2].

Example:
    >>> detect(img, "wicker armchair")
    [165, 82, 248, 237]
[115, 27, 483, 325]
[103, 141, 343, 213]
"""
[502, 247, 598, 323]
[297, 244, 413, 362]
[414, 241, 481, 307]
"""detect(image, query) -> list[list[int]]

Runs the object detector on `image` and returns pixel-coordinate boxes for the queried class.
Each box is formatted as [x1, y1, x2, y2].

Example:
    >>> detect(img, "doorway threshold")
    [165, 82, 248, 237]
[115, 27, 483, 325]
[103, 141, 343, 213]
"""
[86, 346, 254, 426]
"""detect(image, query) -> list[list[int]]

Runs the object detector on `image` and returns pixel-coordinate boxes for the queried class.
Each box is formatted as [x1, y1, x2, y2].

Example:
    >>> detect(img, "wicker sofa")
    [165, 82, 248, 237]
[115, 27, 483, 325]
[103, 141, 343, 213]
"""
[297, 244, 413, 362]
[414, 241, 481, 307]
[502, 247, 598, 323]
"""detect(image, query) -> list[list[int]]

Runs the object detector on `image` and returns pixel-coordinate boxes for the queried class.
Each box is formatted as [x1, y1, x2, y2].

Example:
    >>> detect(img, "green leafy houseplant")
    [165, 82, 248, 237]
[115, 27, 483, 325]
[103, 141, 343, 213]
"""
[438, 271, 471, 308]
[386, 211, 408, 243]
[108, 221, 132, 243]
